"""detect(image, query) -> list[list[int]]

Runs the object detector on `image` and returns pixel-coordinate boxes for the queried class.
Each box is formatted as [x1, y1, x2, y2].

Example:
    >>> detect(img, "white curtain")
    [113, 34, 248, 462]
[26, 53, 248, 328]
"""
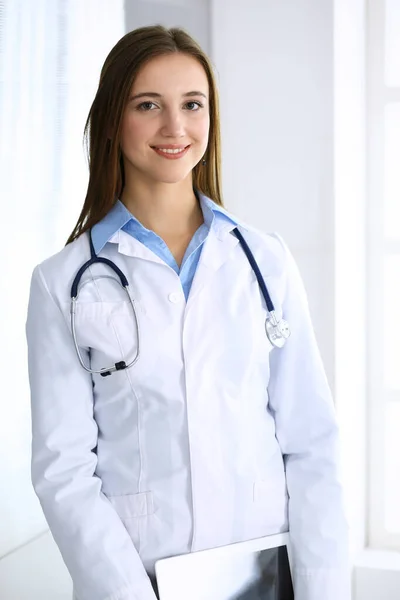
[0, 0, 124, 557]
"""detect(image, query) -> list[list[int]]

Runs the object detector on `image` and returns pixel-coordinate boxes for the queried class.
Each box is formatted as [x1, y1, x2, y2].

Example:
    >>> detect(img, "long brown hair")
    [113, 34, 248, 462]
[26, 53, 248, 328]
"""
[66, 25, 224, 245]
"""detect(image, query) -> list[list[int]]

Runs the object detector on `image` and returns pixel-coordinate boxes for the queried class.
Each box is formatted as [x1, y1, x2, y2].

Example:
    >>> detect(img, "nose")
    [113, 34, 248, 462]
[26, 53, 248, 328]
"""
[160, 107, 186, 138]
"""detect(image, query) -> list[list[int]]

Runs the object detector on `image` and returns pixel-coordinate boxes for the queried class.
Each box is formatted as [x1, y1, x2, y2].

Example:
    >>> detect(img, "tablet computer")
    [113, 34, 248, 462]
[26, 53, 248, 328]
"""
[155, 532, 294, 600]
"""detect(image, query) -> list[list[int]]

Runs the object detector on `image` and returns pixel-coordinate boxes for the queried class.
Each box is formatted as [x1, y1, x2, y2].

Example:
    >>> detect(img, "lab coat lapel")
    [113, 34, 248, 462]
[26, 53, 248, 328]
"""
[107, 222, 244, 302]
[187, 224, 240, 306]
[110, 230, 167, 266]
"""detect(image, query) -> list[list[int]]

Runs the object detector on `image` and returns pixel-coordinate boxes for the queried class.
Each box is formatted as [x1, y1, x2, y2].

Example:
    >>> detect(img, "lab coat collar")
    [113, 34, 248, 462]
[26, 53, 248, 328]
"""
[92, 191, 250, 295]
[107, 211, 243, 276]
[185, 220, 241, 305]
[91, 190, 246, 256]
[110, 224, 243, 305]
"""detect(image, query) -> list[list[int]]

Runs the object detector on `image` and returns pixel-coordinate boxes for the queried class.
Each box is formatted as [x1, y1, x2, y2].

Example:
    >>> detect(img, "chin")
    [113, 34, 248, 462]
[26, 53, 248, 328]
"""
[159, 175, 191, 184]
[148, 167, 196, 185]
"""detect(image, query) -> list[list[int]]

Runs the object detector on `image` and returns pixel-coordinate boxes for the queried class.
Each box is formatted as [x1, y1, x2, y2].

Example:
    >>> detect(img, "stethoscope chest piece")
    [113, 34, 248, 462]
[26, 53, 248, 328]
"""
[231, 228, 291, 350]
[265, 312, 291, 348]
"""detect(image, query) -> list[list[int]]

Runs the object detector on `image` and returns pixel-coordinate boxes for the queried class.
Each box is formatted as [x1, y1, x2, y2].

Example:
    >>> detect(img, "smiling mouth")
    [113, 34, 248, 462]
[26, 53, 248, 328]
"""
[151, 145, 191, 159]
[152, 145, 190, 152]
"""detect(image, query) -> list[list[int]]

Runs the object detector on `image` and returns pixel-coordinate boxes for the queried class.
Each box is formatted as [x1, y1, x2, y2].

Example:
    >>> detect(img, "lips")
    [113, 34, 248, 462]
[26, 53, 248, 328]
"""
[151, 145, 191, 160]
[152, 144, 190, 150]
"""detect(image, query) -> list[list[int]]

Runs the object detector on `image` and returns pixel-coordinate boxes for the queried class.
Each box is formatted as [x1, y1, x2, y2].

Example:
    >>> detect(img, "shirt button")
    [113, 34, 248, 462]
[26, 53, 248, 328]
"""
[168, 292, 181, 303]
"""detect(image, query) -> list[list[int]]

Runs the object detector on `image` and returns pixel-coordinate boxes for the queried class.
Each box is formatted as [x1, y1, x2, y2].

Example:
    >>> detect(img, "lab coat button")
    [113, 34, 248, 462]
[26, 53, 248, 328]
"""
[168, 292, 181, 303]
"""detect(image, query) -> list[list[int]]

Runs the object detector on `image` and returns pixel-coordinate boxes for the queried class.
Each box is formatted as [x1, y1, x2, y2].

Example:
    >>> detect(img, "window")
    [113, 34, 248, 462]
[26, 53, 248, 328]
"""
[368, 0, 400, 550]
[0, 0, 125, 554]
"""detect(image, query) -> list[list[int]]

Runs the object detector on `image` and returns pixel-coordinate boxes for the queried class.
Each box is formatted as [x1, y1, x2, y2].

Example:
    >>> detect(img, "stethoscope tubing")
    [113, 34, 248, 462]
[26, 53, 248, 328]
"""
[69, 226, 289, 377]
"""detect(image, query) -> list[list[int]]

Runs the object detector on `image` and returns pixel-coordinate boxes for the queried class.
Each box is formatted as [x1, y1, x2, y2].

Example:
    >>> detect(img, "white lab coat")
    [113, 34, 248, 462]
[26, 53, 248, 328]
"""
[26, 210, 350, 600]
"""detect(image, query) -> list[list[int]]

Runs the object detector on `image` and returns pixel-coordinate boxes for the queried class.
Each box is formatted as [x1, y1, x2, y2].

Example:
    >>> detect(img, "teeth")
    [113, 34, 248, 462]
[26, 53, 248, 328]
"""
[156, 147, 186, 154]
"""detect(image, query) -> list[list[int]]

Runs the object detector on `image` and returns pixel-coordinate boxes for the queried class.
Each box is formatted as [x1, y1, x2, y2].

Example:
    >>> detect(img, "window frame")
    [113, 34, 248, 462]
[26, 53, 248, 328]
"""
[367, 0, 400, 551]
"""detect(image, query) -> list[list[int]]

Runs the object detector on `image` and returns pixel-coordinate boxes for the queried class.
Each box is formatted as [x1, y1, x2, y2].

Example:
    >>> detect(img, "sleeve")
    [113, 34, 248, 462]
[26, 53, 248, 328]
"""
[26, 265, 157, 600]
[267, 235, 352, 600]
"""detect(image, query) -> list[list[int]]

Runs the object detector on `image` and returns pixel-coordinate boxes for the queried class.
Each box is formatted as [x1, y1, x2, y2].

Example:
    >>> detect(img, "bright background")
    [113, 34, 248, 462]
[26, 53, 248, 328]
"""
[0, 1, 399, 598]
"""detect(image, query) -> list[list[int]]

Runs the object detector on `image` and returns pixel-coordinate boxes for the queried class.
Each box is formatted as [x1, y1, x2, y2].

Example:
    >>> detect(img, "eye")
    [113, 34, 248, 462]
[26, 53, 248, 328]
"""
[136, 100, 204, 112]
[137, 101, 157, 111]
[185, 101, 203, 111]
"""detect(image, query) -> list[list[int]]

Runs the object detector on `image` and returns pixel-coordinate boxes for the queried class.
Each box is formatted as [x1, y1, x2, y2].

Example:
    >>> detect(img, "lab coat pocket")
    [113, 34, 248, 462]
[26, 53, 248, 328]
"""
[107, 491, 155, 552]
[62, 298, 158, 379]
[71, 301, 137, 352]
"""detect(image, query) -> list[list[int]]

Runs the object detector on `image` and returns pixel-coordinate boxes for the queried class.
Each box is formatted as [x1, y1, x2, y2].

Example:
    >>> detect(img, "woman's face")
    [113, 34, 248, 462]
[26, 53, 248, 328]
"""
[120, 53, 210, 185]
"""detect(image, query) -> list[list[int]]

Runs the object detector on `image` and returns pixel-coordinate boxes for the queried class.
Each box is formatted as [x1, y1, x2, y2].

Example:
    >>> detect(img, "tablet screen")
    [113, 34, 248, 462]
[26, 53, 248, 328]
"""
[231, 546, 294, 600]
[155, 534, 294, 600]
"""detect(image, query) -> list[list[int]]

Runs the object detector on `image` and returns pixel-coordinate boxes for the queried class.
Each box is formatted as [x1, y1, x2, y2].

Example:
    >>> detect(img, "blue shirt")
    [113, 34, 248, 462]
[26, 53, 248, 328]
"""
[91, 191, 238, 300]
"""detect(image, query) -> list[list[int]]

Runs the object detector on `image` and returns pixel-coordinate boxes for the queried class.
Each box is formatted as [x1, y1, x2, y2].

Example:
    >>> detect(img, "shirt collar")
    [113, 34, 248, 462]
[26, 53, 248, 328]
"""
[91, 190, 240, 255]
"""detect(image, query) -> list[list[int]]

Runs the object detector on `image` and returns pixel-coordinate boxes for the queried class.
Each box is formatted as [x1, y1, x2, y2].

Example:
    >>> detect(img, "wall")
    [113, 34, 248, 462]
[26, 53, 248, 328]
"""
[125, 0, 210, 52]
[211, 0, 335, 387]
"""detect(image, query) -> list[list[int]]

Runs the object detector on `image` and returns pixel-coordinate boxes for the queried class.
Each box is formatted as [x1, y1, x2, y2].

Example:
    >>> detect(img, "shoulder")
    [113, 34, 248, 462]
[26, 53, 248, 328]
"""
[202, 193, 290, 274]
[238, 222, 287, 264]
[30, 233, 90, 303]
[223, 212, 308, 310]
[217, 207, 290, 279]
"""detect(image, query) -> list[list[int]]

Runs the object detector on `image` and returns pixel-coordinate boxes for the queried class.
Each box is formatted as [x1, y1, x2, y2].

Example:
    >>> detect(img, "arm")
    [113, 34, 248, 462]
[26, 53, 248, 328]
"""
[267, 235, 351, 600]
[26, 265, 157, 600]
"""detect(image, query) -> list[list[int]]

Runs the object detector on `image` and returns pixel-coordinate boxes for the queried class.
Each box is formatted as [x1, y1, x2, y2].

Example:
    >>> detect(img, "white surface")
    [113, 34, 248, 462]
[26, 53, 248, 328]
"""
[0, 531, 72, 600]
[333, 0, 367, 562]
[384, 0, 400, 87]
[367, 0, 400, 553]
[155, 533, 291, 600]
[354, 550, 400, 600]
[383, 104, 400, 241]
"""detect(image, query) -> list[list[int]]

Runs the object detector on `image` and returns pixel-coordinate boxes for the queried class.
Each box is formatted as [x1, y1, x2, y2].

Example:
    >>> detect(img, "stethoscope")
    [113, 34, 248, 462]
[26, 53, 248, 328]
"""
[70, 228, 291, 377]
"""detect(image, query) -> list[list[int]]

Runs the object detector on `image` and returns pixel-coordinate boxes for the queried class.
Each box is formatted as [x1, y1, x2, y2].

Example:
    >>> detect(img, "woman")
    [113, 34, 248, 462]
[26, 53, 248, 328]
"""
[26, 25, 350, 600]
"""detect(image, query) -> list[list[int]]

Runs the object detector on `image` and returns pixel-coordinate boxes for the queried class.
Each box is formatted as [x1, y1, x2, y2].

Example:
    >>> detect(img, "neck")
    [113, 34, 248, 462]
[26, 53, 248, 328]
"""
[120, 178, 204, 238]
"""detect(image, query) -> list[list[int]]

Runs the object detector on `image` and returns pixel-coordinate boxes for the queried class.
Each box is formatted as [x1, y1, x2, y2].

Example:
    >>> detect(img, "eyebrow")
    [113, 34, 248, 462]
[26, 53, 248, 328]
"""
[129, 91, 207, 101]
